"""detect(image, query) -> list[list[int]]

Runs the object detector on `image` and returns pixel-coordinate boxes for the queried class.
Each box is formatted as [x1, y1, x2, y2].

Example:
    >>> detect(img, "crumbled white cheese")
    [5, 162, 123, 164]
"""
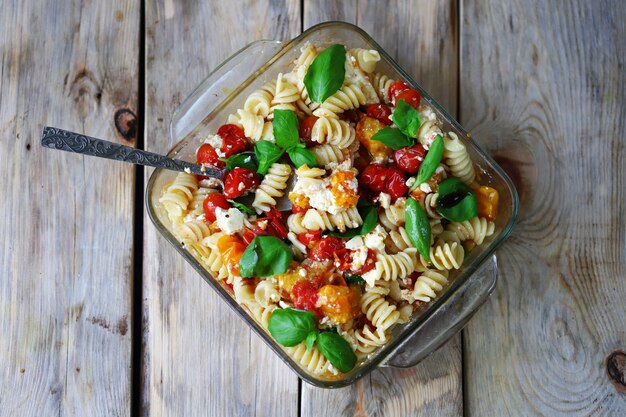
[237, 182, 245, 192]
[215, 148, 226, 158]
[298, 268, 307, 277]
[345, 236, 364, 250]
[214, 207, 244, 234]
[364, 225, 387, 252]
[326, 362, 340, 376]
[184, 167, 191, 174]
[292, 161, 357, 215]
[418, 104, 438, 122]
[406, 177, 416, 188]
[343, 57, 379, 104]
[362, 266, 381, 287]
[279, 300, 292, 309]
[378, 192, 391, 209]
[351, 247, 368, 270]
[419, 182, 432, 193]
[204, 134, 223, 149]
[257, 219, 268, 230]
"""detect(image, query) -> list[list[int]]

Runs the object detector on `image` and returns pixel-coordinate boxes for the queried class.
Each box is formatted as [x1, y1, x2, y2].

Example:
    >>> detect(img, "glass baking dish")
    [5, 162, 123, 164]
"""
[146, 21, 518, 388]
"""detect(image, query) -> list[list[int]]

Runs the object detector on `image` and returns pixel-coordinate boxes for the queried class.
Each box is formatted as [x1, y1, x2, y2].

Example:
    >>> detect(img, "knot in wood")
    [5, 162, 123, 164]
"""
[114, 108, 137, 142]
[606, 350, 626, 394]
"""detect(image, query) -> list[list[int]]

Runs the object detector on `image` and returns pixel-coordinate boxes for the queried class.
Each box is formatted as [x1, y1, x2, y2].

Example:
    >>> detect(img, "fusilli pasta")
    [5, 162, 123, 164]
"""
[252, 163, 292, 213]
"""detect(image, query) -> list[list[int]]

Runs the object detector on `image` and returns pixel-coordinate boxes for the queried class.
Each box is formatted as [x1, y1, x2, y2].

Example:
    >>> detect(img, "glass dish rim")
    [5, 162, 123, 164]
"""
[146, 20, 519, 388]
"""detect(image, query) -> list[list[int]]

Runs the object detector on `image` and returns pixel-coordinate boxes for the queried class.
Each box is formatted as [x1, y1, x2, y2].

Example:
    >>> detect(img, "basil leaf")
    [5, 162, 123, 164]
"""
[268, 308, 317, 347]
[344, 274, 364, 285]
[371, 127, 414, 150]
[227, 200, 256, 215]
[239, 235, 293, 278]
[436, 177, 478, 222]
[287, 145, 318, 169]
[305, 331, 318, 352]
[304, 44, 346, 103]
[220, 153, 258, 171]
[273, 109, 299, 149]
[414, 135, 444, 186]
[316, 332, 357, 373]
[326, 201, 377, 238]
[392, 99, 422, 138]
[254, 140, 284, 175]
[405, 197, 431, 261]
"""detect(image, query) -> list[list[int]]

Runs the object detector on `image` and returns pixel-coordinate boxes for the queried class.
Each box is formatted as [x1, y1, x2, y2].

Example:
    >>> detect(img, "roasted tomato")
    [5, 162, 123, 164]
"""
[299, 116, 319, 147]
[356, 116, 392, 161]
[317, 285, 361, 324]
[360, 164, 390, 193]
[394, 144, 427, 174]
[385, 166, 408, 200]
[335, 248, 376, 275]
[475, 186, 499, 221]
[217, 234, 246, 275]
[308, 236, 344, 262]
[216, 124, 248, 157]
[329, 170, 359, 208]
[196, 144, 224, 168]
[395, 89, 421, 109]
[387, 80, 410, 103]
[291, 279, 321, 318]
[222, 167, 260, 199]
[242, 227, 266, 245]
[297, 230, 323, 248]
[352, 249, 377, 275]
[365, 104, 392, 125]
[203, 193, 231, 222]
[289, 192, 310, 214]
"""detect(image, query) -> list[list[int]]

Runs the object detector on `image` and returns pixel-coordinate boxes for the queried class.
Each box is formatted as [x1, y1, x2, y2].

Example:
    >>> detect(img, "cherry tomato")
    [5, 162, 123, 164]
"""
[196, 144, 224, 168]
[242, 227, 264, 245]
[298, 230, 323, 247]
[352, 249, 377, 275]
[265, 217, 288, 240]
[395, 89, 421, 109]
[387, 80, 410, 103]
[359, 164, 390, 193]
[222, 167, 260, 199]
[335, 248, 377, 275]
[203, 193, 230, 222]
[265, 207, 282, 220]
[308, 236, 344, 262]
[299, 116, 319, 147]
[394, 144, 427, 174]
[216, 124, 248, 157]
[217, 234, 246, 275]
[291, 280, 321, 318]
[385, 166, 408, 200]
[365, 104, 392, 125]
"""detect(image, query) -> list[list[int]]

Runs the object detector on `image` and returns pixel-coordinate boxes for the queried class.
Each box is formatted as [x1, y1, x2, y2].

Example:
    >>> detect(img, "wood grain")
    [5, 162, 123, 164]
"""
[461, 0, 626, 415]
[301, 2, 463, 416]
[141, 1, 301, 416]
[0, 0, 138, 416]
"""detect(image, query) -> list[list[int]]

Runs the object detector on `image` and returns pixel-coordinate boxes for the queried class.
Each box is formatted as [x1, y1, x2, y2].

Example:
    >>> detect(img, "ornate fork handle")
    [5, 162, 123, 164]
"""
[40, 126, 224, 179]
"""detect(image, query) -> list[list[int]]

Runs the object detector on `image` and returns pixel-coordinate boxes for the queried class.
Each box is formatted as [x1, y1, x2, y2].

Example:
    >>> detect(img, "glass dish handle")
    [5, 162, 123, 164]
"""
[380, 255, 498, 368]
[170, 40, 284, 143]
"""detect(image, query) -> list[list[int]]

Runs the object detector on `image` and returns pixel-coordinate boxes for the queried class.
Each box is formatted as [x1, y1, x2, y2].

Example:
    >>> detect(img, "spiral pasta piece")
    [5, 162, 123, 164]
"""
[443, 132, 476, 185]
[287, 231, 307, 259]
[311, 144, 346, 168]
[411, 269, 449, 302]
[424, 193, 441, 219]
[159, 172, 198, 224]
[385, 226, 413, 253]
[254, 279, 281, 308]
[228, 108, 265, 142]
[268, 73, 300, 118]
[301, 207, 362, 233]
[354, 325, 388, 356]
[348, 48, 381, 73]
[370, 72, 394, 103]
[243, 81, 274, 118]
[364, 249, 418, 285]
[360, 283, 400, 331]
[379, 198, 406, 231]
[313, 84, 368, 118]
[286, 342, 331, 376]
[232, 276, 256, 307]
[422, 242, 465, 271]
[287, 212, 307, 234]
[249, 304, 276, 329]
[252, 163, 292, 214]
[310, 117, 356, 148]
[447, 216, 495, 245]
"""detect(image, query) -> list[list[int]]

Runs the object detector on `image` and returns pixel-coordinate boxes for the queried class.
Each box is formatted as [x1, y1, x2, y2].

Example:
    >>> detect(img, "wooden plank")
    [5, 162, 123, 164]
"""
[301, 2, 463, 416]
[141, 2, 301, 416]
[462, 0, 626, 415]
[0, 1, 138, 416]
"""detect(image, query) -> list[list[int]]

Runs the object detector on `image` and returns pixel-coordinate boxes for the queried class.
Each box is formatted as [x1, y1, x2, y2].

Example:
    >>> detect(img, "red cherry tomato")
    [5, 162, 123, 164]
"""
[395, 89, 421, 109]
[196, 144, 224, 169]
[222, 167, 260, 199]
[217, 124, 248, 157]
[299, 116, 319, 147]
[365, 104, 392, 125]
[203, 194, 231, 222]
[385, 166, 408, 200]
[242, 227, 264, 245]
[352, 249, 377, 275]
[297, 230, 323, 247]
[308, 236, 345, 262]
[360, 164, 390, 193]
[264, 217, 288, 240]
[291, 280, 321, 318]
[265, 207, 283, 220]
[394, 144, 427, 174]
[387, 80, 410, 103]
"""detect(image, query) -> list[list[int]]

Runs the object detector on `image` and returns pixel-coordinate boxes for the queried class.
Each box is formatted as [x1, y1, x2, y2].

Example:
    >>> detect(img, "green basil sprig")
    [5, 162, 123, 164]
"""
[268, 308, 317, 347]
[411, 134, 444, 190]
[273, 108, 299, 149]
[239, 235, 293, 278]
[316, 332, 357, 373]
[227, 200, 256, 215]
[287, 144, 317, 168]
[326, 201, 378, 238]
[405, 197, 431, 260]
[254, 140, 284, 175]
[371, 127, 414, 150]
[344, 274, 364, 285]
[304, 44, 346, 103]
[392, 99, 422, 138]
[220, 153, 258, 171]
[436, 177, 478, 222]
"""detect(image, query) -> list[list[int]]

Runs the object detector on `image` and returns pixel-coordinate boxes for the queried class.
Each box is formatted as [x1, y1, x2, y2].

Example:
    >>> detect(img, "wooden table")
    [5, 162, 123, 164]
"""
[2, 0, 625, 415]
